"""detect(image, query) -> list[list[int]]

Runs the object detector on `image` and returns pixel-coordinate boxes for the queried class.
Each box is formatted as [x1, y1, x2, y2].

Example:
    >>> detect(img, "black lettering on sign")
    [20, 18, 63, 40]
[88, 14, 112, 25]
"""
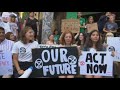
[99, 64, 107, 73]
[93, 53, 98, 63]
[87, 64, 107, 74]
[87, 64, 93, 73]
[100, 53, 106, 64]
[86, 53, 92, 63]
[32, 47, 78, 77]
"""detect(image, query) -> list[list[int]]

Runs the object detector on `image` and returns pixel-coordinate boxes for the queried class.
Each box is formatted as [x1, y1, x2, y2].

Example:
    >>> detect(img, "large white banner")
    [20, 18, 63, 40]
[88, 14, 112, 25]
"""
[107, 37, 120, 62]
[0, 51, 13, 75]
[79, 51, 113, 76]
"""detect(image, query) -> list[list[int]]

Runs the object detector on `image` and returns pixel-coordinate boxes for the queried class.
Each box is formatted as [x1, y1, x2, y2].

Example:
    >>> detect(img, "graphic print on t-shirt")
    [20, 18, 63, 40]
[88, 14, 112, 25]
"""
[20, 47, 26, 54]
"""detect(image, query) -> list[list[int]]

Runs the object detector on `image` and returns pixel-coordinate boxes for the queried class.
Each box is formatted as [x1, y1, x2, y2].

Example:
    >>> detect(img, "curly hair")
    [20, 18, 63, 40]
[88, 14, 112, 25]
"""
[60, 30, 75, 45]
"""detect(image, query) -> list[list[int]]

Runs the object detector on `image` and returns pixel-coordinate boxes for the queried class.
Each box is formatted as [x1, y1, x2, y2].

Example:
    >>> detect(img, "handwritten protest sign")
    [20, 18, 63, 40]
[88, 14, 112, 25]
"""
[32, 47, 79, 77]
[107, 37, 120, 62]
[0, 51, 13, 75]
[86, 23, 98, 33]
[79, 51, 113, 76]
[61, 19, 80, 33]
[38, 44, 58, 48]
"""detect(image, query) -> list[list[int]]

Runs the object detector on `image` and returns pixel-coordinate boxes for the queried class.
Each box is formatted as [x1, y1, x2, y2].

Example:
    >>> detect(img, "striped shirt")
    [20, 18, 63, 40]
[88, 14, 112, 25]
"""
[0, 39, 14, 52]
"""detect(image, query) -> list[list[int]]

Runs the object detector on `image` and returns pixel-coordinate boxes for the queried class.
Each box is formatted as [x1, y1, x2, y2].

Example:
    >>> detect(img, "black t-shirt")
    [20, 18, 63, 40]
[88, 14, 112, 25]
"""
[25, 17, 38, 32]
[97, 15, 109, 32]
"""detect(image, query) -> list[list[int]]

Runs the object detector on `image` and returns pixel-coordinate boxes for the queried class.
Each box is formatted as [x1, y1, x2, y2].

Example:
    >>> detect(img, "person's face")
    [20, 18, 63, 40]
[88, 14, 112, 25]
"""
[25, 29, 34, 41]
[89, 17, 94, 23]
[55, 31, 58, 35]
[109, 15, 114, 22]
[10, 34, 15, 41]
[79, 33, 84, 41]
[49, 35, 54, 41]
[29, 12, 34, 17]
[10, 17, 16, 22]
[91, 31, 99, 43]
[64, 33, 72, 45]
[0, 29, 5, 41]
[77, 12, 82, 18]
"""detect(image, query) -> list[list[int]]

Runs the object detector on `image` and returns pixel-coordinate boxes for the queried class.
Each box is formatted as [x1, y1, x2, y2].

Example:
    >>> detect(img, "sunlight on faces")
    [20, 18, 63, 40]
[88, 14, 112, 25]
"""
[25, 29, 35, 41]
[91, 31, 99, 43]
[64, 33, 72, 45]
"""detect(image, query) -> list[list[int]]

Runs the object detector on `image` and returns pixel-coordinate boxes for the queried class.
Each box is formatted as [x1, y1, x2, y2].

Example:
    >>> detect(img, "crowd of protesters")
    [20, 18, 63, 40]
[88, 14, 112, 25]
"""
[0, 12, 120, 78]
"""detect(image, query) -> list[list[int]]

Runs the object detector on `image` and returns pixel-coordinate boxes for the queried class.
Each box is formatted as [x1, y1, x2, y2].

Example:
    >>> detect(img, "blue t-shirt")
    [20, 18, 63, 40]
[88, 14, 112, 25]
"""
[104, 22, 118, 31]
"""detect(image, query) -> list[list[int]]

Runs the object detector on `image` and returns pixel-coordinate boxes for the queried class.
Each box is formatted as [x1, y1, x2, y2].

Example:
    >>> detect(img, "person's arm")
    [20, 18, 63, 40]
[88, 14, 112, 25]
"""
[103, 28, 110, 33]
[59, 32, 64, 41]
[12, 54, 24, 75]
[22, 19, 27, 29]
[110, 30, 117, 33]
[74, 33, 79, 40]
[80, 23, 86, 28]
[36, 22, 39, 36]
[103, 23, 110, 33]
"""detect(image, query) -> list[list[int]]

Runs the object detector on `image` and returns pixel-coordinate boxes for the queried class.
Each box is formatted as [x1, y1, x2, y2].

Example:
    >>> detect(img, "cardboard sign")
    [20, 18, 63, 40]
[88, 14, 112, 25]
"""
[79, 51, 113, 76]
[0, 51, 13, 75]
[32, 47, 79, 77]
[107, 37, 120, 62]
[86, 23, 98, 33]
[61, 19, 80, 33]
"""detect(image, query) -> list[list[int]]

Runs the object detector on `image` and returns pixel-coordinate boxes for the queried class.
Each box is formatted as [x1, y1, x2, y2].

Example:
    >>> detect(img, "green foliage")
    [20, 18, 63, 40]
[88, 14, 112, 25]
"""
[21, 12, 29, 23]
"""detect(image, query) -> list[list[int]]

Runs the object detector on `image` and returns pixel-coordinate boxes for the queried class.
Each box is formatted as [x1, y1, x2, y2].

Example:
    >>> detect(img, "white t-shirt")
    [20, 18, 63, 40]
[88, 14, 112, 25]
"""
[12, 41, 38, 62]
[2, 12, 18, 22]
[2, 12, 11, 19]
[0, 39, 14, 51]
[9, 22, 18, 36]
[3, 22, 11, 34]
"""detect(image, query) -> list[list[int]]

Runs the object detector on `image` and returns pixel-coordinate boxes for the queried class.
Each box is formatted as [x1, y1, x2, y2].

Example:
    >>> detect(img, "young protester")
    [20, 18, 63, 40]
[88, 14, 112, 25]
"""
[12, 26, 38, 78]
[103, 14, 118, 36]
[53, 29, 60, 44]
[77, 12, 86, 33]
[5, 32, 16, 42]
[0, 27, 14, 78]
[46, 34, 55, 45]
[82, 30, 115, 78]
[8, 14, 18, 41]
[74, 32, 86, 49]
[23, 12, 39, 40]
[59, 30, 80, 78]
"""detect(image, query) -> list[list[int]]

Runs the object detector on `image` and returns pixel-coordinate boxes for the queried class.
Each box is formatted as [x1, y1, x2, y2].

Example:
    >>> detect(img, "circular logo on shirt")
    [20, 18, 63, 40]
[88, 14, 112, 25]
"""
[107, 24, 113, 30]
[20, 47, 26, 54]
